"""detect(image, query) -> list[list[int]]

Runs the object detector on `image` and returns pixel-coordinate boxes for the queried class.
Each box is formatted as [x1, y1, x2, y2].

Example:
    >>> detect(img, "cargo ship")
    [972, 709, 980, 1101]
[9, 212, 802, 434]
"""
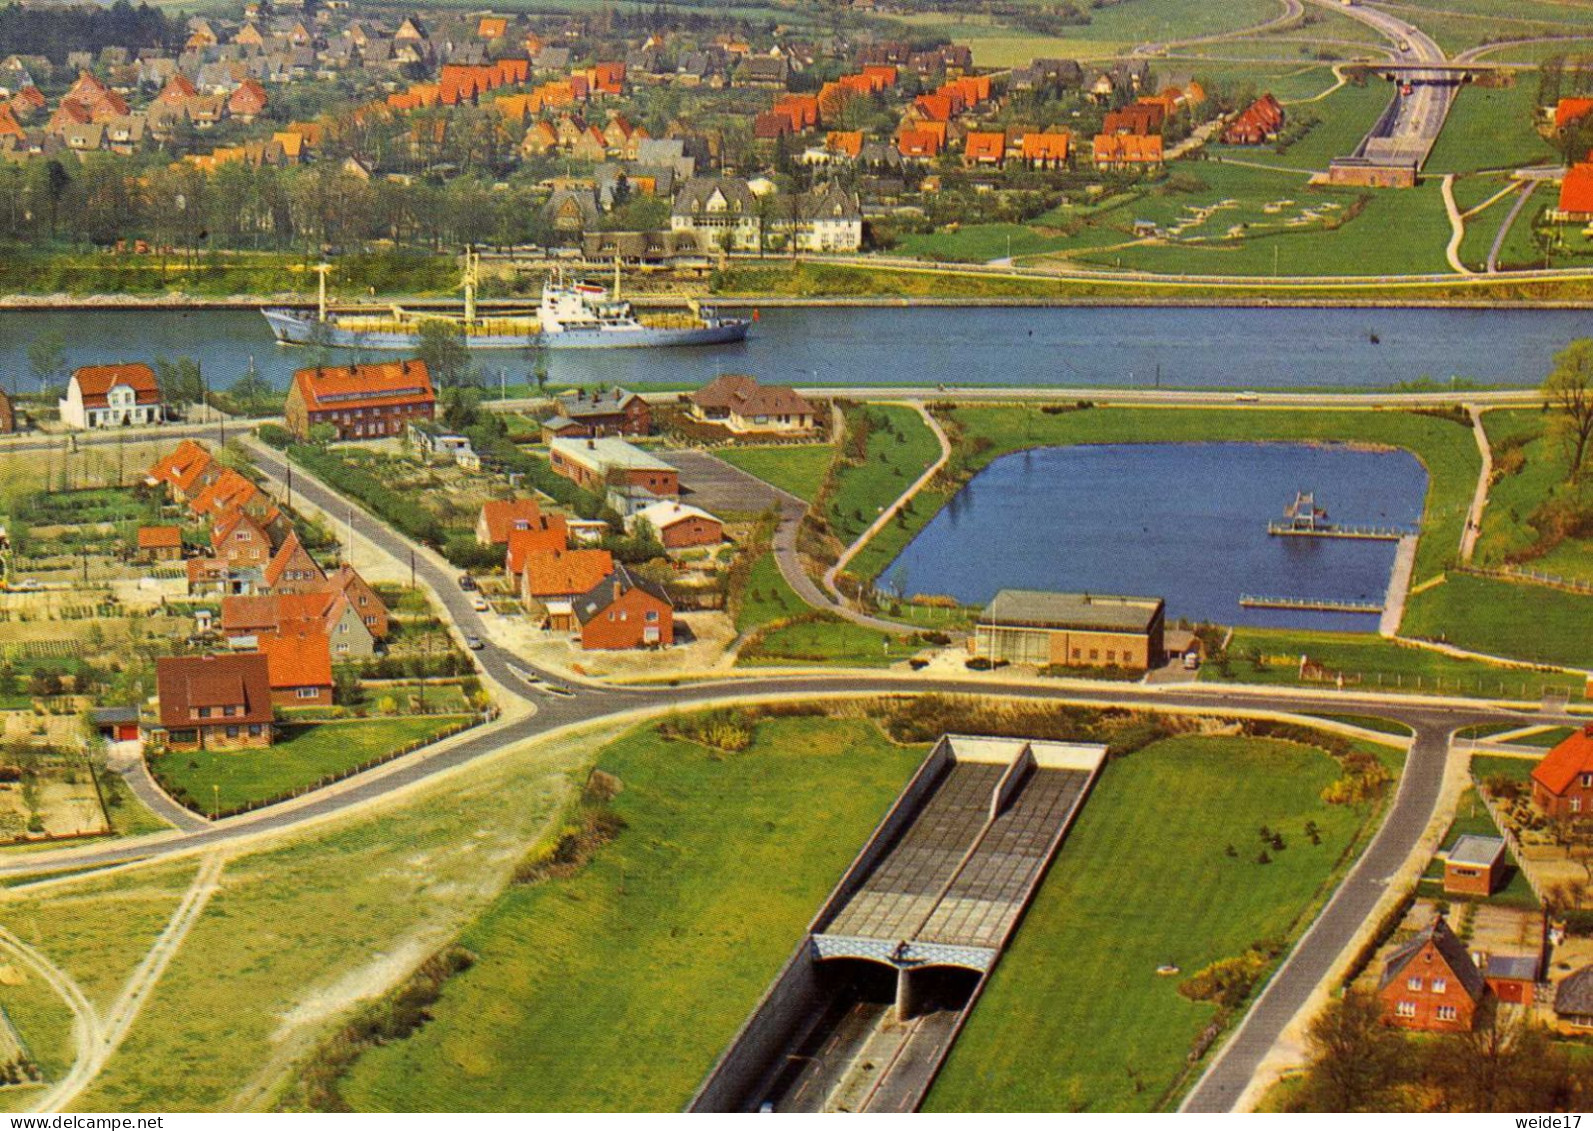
[261, 249, 749, 351]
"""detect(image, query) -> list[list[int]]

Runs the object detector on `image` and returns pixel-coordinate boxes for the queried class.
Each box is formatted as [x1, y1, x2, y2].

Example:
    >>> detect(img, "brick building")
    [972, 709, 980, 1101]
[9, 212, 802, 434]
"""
[974, 590, 1165, 671]
[574, 563, 673, 649]
[256, 630, 334, 707]
[1531, 725, 1593, 818]
[136, 525, 183, 562]
[549, 437, 678, 513]
[631, 501, 723, 550]
[688, 374, 816, 435]
[1377, 915, 1486, 1032]
[59, 363, 164, 429]
[477, 499, 548, 546]
[151, 652, 274, 751]
[1442, 834, 1506, 897]
[539, 387, 651, 440]
[283, 359, 436, 441]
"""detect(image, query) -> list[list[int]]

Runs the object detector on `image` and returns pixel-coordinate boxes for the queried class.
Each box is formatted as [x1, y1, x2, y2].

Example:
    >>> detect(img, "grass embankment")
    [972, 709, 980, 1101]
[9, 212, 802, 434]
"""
[711, 444, 835, 504]
[1204, 627, 1588, 698]
[824, 403, 946, 586]
[1424, 82, 1553, 176]
[339, 715, 923, 1112]
[1399, 573, 1593, 670]
[1475, 408, 1593, 580]
[151, 715, 471, 813]
[928, 733, 1395, 1112]
[0, 250, 456, 298]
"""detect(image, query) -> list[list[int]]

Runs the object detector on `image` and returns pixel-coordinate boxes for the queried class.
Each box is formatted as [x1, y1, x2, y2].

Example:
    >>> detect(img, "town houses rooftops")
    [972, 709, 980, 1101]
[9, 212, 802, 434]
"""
[1533, 725, 1593, 795]
[522, 547, 614, 598]
[1555, 97, 1593, 131]
[690, 373, 814, 420]
[147, 440, 213, 490]
[1559, 163, 1593, 217]
[671, 175, 756, 216]
[289, 359, 434, 411]
[980, 590, 1165, 633]
[554, 386, 642, 419]
[256, 629, 333, 690]
[71, 363, 161, 407]
[505, 515, 571, 574]
[155, 652, 273, 729]
[1377, 915, 1487, 1000]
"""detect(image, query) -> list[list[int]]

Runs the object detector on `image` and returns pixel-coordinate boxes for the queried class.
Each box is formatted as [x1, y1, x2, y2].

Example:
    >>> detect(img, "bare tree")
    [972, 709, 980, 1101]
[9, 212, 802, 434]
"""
[1544, 338, 1593, 475]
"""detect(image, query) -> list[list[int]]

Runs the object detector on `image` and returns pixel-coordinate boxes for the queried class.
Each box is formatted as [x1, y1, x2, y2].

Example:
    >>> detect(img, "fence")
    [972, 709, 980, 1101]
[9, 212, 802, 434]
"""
[1456, 564, 1593, 596]
[155, 712, 491, 822]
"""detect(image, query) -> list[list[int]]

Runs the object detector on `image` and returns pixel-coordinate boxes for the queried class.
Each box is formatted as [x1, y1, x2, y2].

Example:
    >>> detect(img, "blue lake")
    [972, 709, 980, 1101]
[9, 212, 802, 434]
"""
[883, 443, 1429, 632]
[0, 303, 1583, 392]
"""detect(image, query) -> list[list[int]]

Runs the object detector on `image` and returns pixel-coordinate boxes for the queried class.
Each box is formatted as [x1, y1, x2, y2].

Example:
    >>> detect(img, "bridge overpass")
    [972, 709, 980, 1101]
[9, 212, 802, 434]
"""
[690, 735, 1106, 1113]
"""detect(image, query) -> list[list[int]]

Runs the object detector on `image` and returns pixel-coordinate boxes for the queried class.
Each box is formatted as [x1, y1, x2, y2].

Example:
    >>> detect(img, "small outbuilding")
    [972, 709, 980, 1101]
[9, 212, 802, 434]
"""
[1442, 834, 1507, 898]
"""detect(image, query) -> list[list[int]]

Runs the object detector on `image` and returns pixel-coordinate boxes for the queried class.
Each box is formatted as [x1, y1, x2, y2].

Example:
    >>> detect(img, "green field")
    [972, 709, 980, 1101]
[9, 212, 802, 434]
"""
[711, 444, 835, 504]
[1420, 781, 1537, 910]
[340, 716, 924, 1112]
[1475, 408, 1593, 580]
[739, 614, 909, 666]
[1424, 82, 1553, 176]
[1399, 573, 1593, 669]
[929, 733, 1391, 1112]
[1205, 627, 1588, 697]
[1212, 80, 1395, 171]
[826, 404, 947, 584]
[734, 548, 806, 633]
[151, 716, 471, 813]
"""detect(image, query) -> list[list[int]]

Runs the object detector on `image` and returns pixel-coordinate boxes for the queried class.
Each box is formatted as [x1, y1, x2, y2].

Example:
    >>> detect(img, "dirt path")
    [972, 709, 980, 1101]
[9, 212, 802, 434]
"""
[37, 852, 225, 1113]
[1460, 404, 1492, 564]
[823, 403, 952, 609]
[0, 929, 101, 1115]
[1441, 175, 1473, 276]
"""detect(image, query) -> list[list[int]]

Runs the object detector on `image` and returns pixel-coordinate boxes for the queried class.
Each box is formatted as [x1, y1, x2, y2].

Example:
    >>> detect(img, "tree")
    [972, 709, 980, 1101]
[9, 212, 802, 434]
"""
[1544, 338, 1593, 476]
[307, 422, 338, 445]
[416, 318, 471, 390]
[26, 329, 65, 395]
[152, 356, 204, 407]
[1293, 992, 1401, 1112]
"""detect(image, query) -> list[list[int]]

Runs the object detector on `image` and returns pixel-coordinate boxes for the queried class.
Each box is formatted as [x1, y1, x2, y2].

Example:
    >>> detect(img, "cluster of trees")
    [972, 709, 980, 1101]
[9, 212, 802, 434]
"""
[0, 0, 175, 64]
[1288, 993, 1587, 1112]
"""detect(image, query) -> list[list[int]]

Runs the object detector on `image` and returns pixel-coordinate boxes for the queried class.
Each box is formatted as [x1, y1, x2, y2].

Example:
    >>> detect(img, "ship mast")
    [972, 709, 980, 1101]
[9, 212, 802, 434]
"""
[462, 245, 478, 325]
[314, 262, 332, 322]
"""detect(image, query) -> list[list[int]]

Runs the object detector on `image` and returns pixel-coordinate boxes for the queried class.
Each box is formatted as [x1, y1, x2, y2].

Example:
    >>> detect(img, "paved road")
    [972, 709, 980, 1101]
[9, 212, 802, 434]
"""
[2, 438, 1558, 1112]
[0, 417, 272, 455]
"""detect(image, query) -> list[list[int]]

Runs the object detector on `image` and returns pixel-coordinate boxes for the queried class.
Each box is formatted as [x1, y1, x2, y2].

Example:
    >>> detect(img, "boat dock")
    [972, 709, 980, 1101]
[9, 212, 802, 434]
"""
[1240, 594, 1383, 613]
[1267, 490, 1412, 541]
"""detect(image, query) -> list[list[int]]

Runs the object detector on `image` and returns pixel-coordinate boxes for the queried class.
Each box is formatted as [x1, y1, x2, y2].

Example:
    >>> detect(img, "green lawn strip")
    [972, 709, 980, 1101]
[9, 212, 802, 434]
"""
[339, 716, 924, 1112]
[1419, 784, 1538, 911]
[1424, 82, 1553, 175]
[1205, 627, 1586, 697]
[942, 405, 1478, 584]
[68, 725, 598, 1111]
[0, 961, 75, 1092]
[1301, 712, 1414, 737]
[151, 716, 471, 813]
[928, 733, 1388, 1112]
[1400, 573, 1593, 670]
[827, 404, 943, 549]
[898, 222, 1079, 263]
[739, 616, 908, 667]
[734, 548, 806, 634]
[1470, 754, 1539, 785]
[711, 444, 835, 504]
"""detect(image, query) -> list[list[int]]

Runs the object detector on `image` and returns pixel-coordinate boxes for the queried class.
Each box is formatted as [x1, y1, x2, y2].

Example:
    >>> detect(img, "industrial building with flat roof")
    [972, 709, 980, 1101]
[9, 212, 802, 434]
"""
[973, 589, 1165, 671]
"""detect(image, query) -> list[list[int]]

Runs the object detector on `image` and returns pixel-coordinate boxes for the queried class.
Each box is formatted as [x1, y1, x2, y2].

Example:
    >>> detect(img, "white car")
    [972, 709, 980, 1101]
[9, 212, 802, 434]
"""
[11, 579, 41, 591]
[471, 595, 489, 612]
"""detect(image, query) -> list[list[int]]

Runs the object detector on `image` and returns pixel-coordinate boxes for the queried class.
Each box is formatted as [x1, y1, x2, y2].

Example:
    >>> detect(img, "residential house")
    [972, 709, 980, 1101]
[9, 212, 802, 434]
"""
[150, 653, 274, 751]
[1554, 964, 1593, 1033]
[541, 387, 651, 440]
[222, 589, 376, 658]
[211, 508, 274, 568]
[322, 563, 389, 640]
[1530, 724, 1593, 818]
[1020, 130, 1070, 169]
[283, 359, 436, 441]
[1222, 93, 1284, 146]
[963, 130, 1006, 167]
[630, 501, 722, 550]
[548, 437, 678, 514]
[573, 562, 673, 649]
[1442, 834, 1506, 897]
[974, 589, 1165, 670]
[520, 547, 614, 628]
[1091, 133, 1164, 171]
[1554, 97, 1593, 131]
[1554, 162, 1593, 224]
[688, 374, 817, 435]
[136, 525, 183, 562]
[1376, 915, 1486, 1032]
[262, 531, 325, 596]
[505, 515, 571, 577]
[780, 183, 863, 252]
[477, 499, 547, 546]
[669, 175, 760, 251]
[256, 629, 334, 706]
[59, 363, 163, 429]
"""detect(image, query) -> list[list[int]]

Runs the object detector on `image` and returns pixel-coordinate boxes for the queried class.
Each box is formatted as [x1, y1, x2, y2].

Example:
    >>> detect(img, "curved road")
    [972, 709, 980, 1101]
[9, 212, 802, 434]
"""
[4, 438, 1558, 1112]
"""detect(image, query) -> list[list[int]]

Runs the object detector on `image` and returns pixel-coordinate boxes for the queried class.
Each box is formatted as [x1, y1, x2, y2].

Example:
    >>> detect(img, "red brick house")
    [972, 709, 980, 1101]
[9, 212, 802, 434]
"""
[573, 563, 673, 649]
[256, 630, 334, 707]
[505, 515, 571, 577]
[1377, 915, 1486, 1032]
[136, 525, 183, 562]
[520, 547, 614, 610]
[151, 653, 274, 750]
[548, 438, 679, 499]
[476, 499, 546, 546]
[283, 359, 436, 441]
[148, 440, 220, 504]
[211, 508, 273, 568]
[632, 501, 723, 550]
[322, 564, 389, 640]
[1555, 162, 1593, 224]
[540, 387, 651, 440]
[1531, 725, 1593, 818]
[263, 531, 326, 596]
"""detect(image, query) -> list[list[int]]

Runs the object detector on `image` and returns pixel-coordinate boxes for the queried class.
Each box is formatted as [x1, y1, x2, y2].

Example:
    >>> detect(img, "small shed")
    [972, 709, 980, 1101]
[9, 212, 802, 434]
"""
[1443, 834, 1506, 897]
[1484, 953, 1540, 1005]
[90, 705, 141, 743]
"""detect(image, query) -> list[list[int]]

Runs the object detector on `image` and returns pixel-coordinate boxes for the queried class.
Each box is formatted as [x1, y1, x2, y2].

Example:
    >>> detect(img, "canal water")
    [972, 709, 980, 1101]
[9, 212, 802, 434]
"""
[882, 443, 1428, 632]
[0, 304, 1582, 392]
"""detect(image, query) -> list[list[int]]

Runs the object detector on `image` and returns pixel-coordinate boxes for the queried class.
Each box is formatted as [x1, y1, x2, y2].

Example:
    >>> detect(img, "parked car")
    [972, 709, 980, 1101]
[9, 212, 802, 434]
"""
[471, 595, 489, 612]
[464, 634, 484, 650]
[458, 574, 477, 591]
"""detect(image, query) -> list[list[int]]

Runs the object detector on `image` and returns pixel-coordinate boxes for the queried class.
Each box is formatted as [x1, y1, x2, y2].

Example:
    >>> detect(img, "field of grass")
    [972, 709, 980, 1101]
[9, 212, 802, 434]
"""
[733, 548, 805, 633]
[711, 444, 834, 504]
[827, 404, 946, 583]
[1212, 80, 1396, 171]
[1205, 627, 1589, 697]
[1475, 408, 1593, 580]
[739, 615, 908, 667]
[898, 222, 1082, 264]
[1400, 572, 1593, 669]
[929, 733, 1389, 1112]
[1303, 712, 1415, 737]
[151, 715, 471, 814]
[1382, 0, 1592, 54]
[340, 716, 924, 1112]
[941, 405, 1479, 584]
[1471, 754, 1539, 785]
[1424, 82, 1553, 176]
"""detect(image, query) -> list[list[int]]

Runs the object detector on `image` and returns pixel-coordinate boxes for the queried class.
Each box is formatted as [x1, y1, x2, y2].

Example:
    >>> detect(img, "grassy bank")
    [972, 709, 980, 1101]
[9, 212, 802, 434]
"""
[711, 444, 835, 504]
[928, 733, 1394, 1112]
[1399, 573, 1593, 670]
[339, 715, 924, 1112]
[0, 249, 457, 298]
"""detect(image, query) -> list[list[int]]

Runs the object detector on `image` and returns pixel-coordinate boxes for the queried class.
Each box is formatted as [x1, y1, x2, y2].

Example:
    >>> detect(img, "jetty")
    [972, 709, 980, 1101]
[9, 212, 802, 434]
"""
[1266, 491, 1412, 541]
[1240, 594, 1383, 613]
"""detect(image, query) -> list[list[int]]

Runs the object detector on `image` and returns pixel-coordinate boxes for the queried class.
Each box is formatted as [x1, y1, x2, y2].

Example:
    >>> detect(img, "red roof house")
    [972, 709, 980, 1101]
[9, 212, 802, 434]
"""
[1532, 724, 1593, 819]
[283, 359, 435, 441]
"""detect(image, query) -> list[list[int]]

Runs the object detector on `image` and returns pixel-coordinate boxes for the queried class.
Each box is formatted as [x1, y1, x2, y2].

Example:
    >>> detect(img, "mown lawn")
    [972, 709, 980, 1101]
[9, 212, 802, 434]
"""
[733, 548, 805, 633]
[1424, 81, 1552, 175]
[339, 716, 925, 1112]
[928, 734, 1388, 1112]
[1419, 783, 1538, 910]
[740, 614, 908, 667]
[712, 444, 835, 504]
[827, 403, 948, 585]
[1205, 627, 1588, 698]
[152, 715, 471, 813]
[1400, 573, 1593, 669]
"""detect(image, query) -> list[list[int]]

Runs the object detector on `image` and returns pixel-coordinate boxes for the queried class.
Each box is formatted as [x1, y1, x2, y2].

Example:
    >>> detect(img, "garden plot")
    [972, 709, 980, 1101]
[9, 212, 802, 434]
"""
[0, 747, 109, 842]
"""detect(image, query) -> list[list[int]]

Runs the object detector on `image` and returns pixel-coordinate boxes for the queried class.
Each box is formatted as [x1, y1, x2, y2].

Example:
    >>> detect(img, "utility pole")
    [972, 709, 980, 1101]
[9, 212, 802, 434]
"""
[345, 504, 354, 566]
[410, 547, 416, 590]
[285, 463, 293, 510]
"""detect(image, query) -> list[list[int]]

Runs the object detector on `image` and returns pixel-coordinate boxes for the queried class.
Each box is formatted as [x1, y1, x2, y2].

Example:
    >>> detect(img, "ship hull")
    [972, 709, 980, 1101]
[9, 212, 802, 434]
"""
[262, 308, 749, 351]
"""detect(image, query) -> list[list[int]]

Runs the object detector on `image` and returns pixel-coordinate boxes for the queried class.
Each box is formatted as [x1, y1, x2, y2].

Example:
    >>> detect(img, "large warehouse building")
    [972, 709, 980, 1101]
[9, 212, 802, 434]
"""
[973, 589, 1165, 671]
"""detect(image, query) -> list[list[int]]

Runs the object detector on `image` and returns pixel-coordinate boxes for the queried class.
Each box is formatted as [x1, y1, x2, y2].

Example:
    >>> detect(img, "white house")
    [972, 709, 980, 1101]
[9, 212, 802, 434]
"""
[58, 363, 164, 429]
